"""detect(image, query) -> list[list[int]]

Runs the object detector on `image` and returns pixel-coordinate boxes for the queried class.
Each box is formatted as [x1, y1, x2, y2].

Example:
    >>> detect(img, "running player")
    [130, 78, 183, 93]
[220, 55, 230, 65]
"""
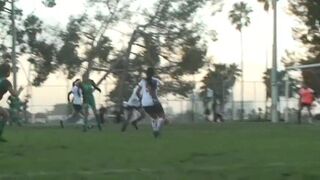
[121, 85, 145, 132]
[82, 76, 102, 131]
[136, 67, 166, 138]
[0, 63, 23, 142]
[61, 79, 85, 129]
[298, 83, 315, 124]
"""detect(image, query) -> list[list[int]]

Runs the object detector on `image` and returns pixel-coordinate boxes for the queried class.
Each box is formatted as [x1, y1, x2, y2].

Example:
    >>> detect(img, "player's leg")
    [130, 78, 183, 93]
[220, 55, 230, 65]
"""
[73, 104, 85, 120]
[143, 106, 160, 137]
[121, 107, 132, 132]
[60, 103, 75, 128]
[307, 105, 313, 124]
[153, 103, 166, 136]
[297, 104, 303, 124]
[0, 107, 9, 142]
[13, 109, 22, 126]
[89, 99, 102, 131]
[82, 103, 90, 132]
[131, 108, 145, 130]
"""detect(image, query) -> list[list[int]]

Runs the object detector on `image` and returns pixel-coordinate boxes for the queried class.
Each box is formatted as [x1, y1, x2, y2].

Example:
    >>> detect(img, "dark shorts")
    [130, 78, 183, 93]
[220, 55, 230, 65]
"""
[300, 103, 312, 108]
[73, 104, 82, 112]
[124, 105, 141, 111]
[143, 103, 164, 116]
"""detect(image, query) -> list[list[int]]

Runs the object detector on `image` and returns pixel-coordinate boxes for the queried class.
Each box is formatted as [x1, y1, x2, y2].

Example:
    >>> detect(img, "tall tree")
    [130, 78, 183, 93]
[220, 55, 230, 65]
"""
[200, 63, 241, 116]
[228, 1, 252, 120]
[98, 0, 221, 106]
[26, 0, 221, 108]
[0, 1, 56, 87]
[288, 0, 320, 93]
[29, 0, 132, 85]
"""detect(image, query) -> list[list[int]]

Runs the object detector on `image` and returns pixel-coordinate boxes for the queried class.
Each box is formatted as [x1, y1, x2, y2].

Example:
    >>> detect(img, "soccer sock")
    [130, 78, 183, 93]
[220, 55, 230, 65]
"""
[156, 118, 164, 131]
[95, 114, 102, 131]
[151, 119, 158, 131]
[83, 116, 88, 131]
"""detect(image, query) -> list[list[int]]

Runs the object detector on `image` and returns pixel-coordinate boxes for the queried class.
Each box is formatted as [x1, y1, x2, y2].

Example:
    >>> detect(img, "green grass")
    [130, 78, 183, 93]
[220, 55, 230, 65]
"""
[1, 122, 320, 179]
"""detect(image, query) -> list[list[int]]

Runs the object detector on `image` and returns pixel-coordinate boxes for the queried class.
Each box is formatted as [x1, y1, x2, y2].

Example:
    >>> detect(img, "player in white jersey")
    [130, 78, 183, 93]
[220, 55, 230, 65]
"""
[60, 79, 85, 128]
[136, 67, 166, 138]
[121, 86, 145, 132]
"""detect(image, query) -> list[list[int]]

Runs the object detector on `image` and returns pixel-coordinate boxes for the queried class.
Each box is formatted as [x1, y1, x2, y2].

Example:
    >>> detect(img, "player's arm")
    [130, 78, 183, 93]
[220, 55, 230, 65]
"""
[136, 84, 142, 100]
[17, 86, 23, 96]
[90, 79, 101, 92]
[6, 96, 11, 105]
[67, 91, 72, 103]
[7, 81, 19, 97]
[156, 79, 162, 90]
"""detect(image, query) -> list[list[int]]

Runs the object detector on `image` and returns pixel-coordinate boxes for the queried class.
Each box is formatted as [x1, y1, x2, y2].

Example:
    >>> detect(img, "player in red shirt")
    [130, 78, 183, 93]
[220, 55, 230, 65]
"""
[298, 83, 315, 124]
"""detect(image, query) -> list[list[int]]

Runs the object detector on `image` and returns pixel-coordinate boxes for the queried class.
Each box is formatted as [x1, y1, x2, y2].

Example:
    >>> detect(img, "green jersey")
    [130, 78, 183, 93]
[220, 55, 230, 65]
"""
[82, 81, 96, 109]
[8, 96, 22, 110]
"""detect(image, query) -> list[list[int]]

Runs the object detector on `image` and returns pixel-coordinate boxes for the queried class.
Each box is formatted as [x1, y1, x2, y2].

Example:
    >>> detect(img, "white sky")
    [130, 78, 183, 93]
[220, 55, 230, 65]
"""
[0, 0, 302, 113]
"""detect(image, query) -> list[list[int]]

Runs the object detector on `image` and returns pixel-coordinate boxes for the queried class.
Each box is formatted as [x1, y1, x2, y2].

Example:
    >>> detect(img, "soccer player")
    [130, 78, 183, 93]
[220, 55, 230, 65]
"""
[0, 63, 23, 142]
[61, 79, 85, 129]
[121, 85, 145, 132]
[298, 83, 315, 124]
[136, 67, 166, 138]
[82, 76, 102, 131]
[7, 95, 23, 126]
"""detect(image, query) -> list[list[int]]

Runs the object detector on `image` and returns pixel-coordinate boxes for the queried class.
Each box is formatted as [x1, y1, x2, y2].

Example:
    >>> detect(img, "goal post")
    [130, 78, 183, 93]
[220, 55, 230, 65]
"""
[284, 63, 320, 122]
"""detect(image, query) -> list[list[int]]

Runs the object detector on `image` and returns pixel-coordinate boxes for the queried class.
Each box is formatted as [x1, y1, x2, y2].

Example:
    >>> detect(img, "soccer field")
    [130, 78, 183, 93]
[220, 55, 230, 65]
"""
[1, 122, 320, 180]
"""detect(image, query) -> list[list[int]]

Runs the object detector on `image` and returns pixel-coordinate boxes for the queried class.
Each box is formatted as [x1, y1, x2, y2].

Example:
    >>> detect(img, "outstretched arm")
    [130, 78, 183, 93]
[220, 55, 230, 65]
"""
[90, 79, 101, 92]
[6, 96, 11, 105]
[136, 85, 142, 100]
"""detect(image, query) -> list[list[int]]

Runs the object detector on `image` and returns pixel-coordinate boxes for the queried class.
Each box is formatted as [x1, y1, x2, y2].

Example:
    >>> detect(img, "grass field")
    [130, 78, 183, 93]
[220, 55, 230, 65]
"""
[1, 122, 320, 180]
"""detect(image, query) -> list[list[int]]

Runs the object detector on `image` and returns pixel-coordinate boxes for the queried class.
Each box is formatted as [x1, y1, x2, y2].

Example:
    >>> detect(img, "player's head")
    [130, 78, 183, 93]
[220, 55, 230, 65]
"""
[146, 67, 155, 78]
[302, 82, 308, 88]
[73, 79, 81, 86]
[0, 63, 11, 77]
[145, 67, 156, 89]
[82, 71, 89, 81]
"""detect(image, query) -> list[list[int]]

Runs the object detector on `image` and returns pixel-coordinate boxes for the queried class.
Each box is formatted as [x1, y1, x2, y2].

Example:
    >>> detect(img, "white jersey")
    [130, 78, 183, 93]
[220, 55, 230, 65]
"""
[72, 86, 83, 105]
[138, 77, 161, 107]
[126, 86, 141, 107]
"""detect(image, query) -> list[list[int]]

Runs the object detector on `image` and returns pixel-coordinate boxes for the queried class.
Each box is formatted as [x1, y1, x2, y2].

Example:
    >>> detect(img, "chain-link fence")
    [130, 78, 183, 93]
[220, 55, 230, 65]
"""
[1, 80, 312, 123]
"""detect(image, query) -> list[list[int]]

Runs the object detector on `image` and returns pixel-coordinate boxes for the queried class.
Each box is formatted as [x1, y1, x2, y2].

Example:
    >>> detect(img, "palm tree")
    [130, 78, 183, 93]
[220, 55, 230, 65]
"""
[228, 2, 252, 120]
[257, 0, 270, 11]
[200, 63, 241, 120]
[257, 0, 271, 119]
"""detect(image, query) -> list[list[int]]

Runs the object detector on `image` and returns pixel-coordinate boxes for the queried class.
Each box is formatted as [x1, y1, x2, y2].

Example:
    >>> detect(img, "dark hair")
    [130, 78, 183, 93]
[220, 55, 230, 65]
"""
[72, 79, 81, 86]
[72, 79, 82, 96]
[145, 67, 156, 90]
[0, 63, 11, 77]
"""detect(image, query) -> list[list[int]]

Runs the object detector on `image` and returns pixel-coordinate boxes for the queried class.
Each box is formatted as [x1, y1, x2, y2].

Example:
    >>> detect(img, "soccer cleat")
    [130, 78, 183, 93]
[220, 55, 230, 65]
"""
[131, 121, 138, 130]
[121, 119, 130, 132]
[153, 131, 160, 138]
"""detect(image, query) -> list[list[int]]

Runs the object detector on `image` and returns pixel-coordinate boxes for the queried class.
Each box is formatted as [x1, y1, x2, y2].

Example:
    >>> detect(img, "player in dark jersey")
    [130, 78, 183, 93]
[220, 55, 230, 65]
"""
[7, 95, 23, 126]
[82, 76, 102, 131]
[0, 63, 23, 142]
